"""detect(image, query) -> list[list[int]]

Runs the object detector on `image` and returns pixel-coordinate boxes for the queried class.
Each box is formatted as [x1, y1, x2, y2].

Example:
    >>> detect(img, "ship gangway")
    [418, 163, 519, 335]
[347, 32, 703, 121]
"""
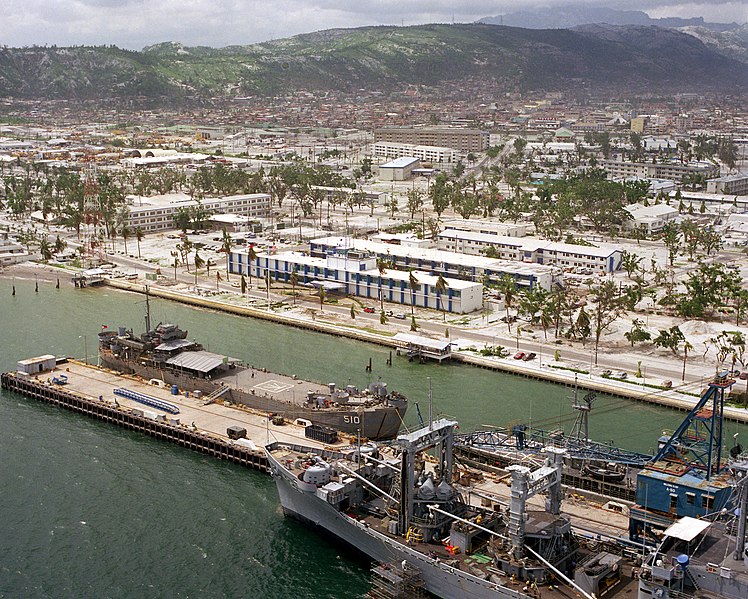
[113, 388, 181, 414]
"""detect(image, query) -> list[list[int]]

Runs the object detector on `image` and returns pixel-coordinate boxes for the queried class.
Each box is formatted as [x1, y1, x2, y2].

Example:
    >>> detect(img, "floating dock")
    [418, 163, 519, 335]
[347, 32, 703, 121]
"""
[1, 358, 341, 473]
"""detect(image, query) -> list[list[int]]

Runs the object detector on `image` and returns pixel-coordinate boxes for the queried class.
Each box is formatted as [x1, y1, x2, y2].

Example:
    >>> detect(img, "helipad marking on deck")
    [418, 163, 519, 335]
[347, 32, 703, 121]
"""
[254, 380, 293, 393]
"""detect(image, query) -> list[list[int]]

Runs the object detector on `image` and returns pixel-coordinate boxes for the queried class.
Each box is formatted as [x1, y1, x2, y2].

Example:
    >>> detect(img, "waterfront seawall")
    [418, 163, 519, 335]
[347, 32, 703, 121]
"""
[103, 280, 748, 424]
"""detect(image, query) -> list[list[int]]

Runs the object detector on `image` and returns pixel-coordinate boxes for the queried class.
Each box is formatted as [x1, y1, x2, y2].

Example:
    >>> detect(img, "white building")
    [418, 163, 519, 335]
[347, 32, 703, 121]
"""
[668, 190, 748, 213]
[442, 219, 528, 238]
[122, 152, 210, 168]
[706, 174, 748, 196]
[599, 159, 719, 182]
[435, 230, 622, 273]
[373, 142, 458, 164]
[125, 193, 271, 232]
[0, 232, 29, 265]
[309, 236, 561, 290]
[623, 203, 679, 234]
[377, 157, 420, 182]
[228, 249, 483, 313]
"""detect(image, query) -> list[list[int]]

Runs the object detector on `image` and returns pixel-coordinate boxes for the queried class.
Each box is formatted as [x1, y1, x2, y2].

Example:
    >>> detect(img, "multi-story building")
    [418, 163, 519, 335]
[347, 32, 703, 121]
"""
[125, 193, 271, 232]
[599, 160, 719, 183]
[308, 236, 561, 290]
[436, 229, 622, 273]
[706, 174, 748, 196]
[374, 127, 489, 153]
[372, 142, 458, 163]
[623, 203, 679, 234]
[0, 232, 29, 265]
[228, 249, 483, 314]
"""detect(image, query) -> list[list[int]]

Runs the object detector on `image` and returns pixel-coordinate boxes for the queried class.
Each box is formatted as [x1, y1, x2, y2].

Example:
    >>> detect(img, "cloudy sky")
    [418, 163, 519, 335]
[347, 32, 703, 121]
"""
[3, 1, 745, 49]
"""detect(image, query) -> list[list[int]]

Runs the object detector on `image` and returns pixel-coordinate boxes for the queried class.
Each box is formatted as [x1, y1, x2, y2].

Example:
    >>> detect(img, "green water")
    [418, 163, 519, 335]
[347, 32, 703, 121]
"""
[1, 277, 744, 598]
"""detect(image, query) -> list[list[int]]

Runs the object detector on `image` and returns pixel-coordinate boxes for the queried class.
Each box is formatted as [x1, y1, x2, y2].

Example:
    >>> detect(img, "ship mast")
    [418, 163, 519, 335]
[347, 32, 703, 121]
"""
[144, 286, 152, 334]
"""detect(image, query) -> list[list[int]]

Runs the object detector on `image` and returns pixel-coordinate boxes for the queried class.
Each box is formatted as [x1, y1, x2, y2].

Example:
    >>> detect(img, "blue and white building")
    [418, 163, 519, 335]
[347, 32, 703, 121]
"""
[228, 248, 483, 314]
[308, 236, 561, 290]
[436, 229, 623, 273]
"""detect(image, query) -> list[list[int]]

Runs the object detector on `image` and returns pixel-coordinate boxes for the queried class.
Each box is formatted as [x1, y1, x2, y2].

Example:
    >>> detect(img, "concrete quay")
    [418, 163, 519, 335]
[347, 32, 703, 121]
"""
[102, 279, 748, 425]
[1, 359, 339, 472]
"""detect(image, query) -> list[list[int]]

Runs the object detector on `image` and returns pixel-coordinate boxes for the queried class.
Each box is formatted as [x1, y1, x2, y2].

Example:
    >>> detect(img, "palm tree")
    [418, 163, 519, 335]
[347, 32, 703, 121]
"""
[408, 270, 419, 316]
[135, 227, 144, 259]
[435, 273, 448, 321]
[193, 250, 205, 284]
[682, 340, 694, 382]
[247, 244, 258, 284]
[350, 303, 356, 319]
[53, 235, 67, 256]
[497, 274, 517, 332]
[121, 225, 130, 256]
[170, 251, 180, 280]
[318, 286, 326, 311]
[38, 236, 52, 262]
[220, 228, 232, 280]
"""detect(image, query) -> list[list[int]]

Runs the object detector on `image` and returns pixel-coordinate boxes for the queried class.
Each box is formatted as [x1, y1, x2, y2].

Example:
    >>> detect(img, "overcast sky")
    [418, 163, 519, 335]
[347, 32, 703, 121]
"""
[3, 1, 745, 50]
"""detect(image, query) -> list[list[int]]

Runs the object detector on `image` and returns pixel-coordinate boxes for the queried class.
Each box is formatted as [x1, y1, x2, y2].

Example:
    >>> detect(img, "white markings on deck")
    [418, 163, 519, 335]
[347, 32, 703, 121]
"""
[253, 379, 293, 394]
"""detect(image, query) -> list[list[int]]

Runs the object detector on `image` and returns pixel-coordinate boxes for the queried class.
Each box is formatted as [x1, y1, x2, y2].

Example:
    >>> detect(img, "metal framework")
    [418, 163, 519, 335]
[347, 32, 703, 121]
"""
[653, 373, 735, 480]
[456, 428, 651, 466]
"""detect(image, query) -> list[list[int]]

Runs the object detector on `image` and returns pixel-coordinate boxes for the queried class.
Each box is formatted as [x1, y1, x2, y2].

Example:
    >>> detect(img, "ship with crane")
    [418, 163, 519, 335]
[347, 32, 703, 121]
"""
[267, 371, 748, 599]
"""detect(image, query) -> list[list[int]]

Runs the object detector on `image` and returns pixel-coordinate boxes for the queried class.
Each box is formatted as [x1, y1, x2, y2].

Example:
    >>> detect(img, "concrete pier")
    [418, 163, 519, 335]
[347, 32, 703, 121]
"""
[2, 360, 339, 472]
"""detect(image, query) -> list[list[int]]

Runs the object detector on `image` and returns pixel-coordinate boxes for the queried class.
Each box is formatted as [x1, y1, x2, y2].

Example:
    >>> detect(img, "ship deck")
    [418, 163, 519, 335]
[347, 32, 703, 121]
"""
[34, 360, 338, 451]
[212, 363, 376, 410]
[268, 445, 641, 599]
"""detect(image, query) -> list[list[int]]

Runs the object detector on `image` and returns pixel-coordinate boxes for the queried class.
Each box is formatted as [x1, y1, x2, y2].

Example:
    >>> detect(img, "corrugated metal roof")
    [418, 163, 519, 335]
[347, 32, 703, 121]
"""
[165, 350, 227, 373]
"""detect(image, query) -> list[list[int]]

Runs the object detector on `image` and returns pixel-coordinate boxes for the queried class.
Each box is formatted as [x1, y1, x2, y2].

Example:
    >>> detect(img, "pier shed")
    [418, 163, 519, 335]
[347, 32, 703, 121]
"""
[393, 333, 452, 362]
[165, 350, 235, 378]
[17, 355, 57, 375]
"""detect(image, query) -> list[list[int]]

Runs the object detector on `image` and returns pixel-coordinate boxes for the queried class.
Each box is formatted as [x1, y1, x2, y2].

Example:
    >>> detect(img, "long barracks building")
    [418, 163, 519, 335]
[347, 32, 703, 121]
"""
[308, 236, 562, 290]
[228, 249, 483, 314]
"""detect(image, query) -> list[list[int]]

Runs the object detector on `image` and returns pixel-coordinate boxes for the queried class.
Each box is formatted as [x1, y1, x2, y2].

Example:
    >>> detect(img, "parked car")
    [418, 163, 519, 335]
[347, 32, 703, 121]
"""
[614, 372, 628, 380]
[385, 310, 394, 317]
[522, 352, 536, 361]
[363, 307, 375, 314]
[601, 369, 612, 377]
[394, 313, 406, 320]
[513, 352, 525, 360]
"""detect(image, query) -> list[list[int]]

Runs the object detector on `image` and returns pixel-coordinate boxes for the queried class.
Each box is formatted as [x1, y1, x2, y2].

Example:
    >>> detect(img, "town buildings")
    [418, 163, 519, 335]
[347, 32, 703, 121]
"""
[706, 174, 748, 196]
[373, 141, 458, 163]
[599, 159, 719, 183]
[374, 127, 489, 153]
[435, 229, 623, 273]
[0, 232, 29, 265]
[308, 236, 562, 289]
[125, 193, 271, 232]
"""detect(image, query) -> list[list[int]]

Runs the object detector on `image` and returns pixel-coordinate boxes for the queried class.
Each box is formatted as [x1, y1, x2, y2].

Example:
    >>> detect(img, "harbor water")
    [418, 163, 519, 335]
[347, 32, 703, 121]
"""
[1, 277, 746, 598]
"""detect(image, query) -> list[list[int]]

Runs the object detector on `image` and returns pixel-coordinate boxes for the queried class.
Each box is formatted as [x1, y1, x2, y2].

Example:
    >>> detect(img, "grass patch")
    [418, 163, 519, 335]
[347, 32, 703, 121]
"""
[547, 364, 590, 375]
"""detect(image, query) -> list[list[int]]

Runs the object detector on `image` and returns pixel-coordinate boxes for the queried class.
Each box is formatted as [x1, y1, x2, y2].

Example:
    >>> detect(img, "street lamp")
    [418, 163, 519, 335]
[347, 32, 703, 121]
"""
[79, 335, 87, 365]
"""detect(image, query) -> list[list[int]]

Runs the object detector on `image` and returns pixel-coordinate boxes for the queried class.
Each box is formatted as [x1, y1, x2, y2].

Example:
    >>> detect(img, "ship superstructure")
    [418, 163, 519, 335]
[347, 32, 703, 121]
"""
[97, 292, 406, 440]
[266, 419, 624, 599]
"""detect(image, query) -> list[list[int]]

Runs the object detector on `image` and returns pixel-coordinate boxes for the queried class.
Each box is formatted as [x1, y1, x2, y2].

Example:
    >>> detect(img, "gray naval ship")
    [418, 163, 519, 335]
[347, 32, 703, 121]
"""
[266, 419, 616, 599]
[266, 408, 748, 599]
[98, 295, 406, 440]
